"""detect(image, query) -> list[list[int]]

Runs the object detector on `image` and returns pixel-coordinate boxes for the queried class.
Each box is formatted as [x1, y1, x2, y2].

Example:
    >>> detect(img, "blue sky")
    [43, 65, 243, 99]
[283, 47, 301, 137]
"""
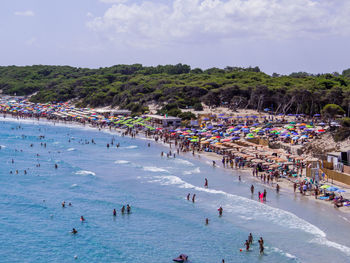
[1, 0, 350, 74]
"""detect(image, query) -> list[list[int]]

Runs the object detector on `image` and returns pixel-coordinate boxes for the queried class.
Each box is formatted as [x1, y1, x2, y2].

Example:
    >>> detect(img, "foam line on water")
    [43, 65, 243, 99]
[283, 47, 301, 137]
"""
[173, 159, 194, 166]
[75, 170, 96, 176]
[143, 166, 169, 173]
[151, 174, 350, 256]
[114, 160, 131, 165]
[183, 167, 201, 175]
[67, 148, 76, 151]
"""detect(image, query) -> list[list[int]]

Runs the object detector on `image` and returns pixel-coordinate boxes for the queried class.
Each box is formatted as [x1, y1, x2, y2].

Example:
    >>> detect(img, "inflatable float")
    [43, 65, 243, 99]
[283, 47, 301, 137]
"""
[173, 254, 188, 262]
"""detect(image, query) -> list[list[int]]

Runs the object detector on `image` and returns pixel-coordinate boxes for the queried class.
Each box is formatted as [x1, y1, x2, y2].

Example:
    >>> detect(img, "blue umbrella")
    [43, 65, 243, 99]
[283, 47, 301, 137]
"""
[219, 113, 225, 116]
[232, 137, 240, 140]
[314, 114, 321, 117]
[327, 187, 338, 192]
[203, 118, 209, 121]
[336, 189, 346, 193]
[264, 108, 270, 112]
[217, 124, 224, 127]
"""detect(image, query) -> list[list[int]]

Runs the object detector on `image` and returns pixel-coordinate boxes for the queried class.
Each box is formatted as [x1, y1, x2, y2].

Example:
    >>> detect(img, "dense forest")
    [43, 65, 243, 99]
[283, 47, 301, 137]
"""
[1, 64, 350, 116]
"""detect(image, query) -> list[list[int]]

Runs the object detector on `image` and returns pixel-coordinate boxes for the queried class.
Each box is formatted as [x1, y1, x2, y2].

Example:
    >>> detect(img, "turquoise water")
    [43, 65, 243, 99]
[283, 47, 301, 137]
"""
[1, 118, 350, 263]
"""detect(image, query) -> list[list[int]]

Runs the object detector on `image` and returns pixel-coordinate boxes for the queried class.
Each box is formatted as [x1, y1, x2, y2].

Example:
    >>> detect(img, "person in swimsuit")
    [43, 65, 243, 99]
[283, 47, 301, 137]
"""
[113, 209, 117, 216]
[126, 204, 131, 214]
[80, 216, 85, 222]
[192, 194, 196, 203]
[187, 193, 190, 201]
[121, 206, 125, 214]
[250, 185, 254, 194]
[218, 206, 223, 216]
[71, 228, 78, 234]
[204, 178, 208, 188]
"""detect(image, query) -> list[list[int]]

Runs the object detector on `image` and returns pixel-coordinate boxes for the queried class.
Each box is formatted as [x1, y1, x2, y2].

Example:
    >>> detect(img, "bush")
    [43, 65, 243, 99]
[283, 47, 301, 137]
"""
[193, 102, 203, 111]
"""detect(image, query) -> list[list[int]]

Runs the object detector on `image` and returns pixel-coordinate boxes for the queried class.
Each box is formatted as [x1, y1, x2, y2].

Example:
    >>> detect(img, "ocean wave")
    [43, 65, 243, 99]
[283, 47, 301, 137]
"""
[149, 174, 350, 256]
[70, 184, 78, 188]
[173, 159, 194, 166]
[67, 148, 76, 151]
[183, 167, 201, 175]
[75, 170, 96, 176]
[270, 247, 298, 261]
[0, 145, 6, 148]
[114, 160, 131, 164]
[143, 166, 169, 173]
[122, 145, 138, 149]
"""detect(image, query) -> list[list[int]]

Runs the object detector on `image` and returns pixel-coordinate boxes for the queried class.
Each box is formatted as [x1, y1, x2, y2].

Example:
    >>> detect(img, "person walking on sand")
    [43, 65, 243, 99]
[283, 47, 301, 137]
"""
[204, 178, 208, 188]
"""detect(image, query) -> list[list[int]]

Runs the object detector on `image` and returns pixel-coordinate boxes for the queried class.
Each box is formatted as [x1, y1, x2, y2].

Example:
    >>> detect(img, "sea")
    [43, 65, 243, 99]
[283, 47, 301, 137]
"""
[1, 117, 350, 263]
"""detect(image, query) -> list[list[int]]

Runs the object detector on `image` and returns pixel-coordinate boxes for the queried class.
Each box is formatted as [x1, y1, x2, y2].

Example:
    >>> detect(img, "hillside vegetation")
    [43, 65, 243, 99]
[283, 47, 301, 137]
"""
[1, 64, 350, 115]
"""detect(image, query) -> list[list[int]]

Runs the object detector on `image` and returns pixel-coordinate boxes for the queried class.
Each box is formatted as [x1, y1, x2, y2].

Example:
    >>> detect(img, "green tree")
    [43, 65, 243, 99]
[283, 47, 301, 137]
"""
[321, 104, 345, 121]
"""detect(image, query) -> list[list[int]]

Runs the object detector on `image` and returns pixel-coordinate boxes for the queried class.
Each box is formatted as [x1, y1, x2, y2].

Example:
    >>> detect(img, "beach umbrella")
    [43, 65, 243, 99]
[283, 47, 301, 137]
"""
[336, 189, 346, 193]
[319, 122, 326, 126]
[264, 108, 270, 112]
[320, 185, 330, 189]
[327, 187, 339, 192]
[231, 137, 240, 140]
[314, 114, 321, 117]
[203, 118, 209, 121]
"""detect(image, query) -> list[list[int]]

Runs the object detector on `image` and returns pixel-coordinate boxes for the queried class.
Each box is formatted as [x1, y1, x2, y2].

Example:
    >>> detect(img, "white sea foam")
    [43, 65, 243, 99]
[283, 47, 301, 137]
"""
[183, 167, 201, 175]
[70, 184, 78, 188]
[75, 170, 96, 176]
[174, 159, 194, 166]
[270, 247, 298, 260]
[53, 142, 60, 145]
[67, 148, 76, 151]
[143, 166, 169, 173]
[114, 160, 131, 165]
[0, 145, 6, 148]
[122, 145, 138, 149]
[150, 174, 350, 256]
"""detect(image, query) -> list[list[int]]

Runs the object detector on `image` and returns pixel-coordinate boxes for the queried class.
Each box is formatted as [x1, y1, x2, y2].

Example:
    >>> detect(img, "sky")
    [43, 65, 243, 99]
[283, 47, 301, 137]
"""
[1, 0, 350, 75]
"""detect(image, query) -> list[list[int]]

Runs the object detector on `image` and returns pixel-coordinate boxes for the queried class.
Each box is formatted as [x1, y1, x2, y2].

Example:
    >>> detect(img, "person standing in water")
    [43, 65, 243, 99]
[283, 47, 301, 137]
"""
[250, 185, 254, 195]
[205, 218, 209, 225]
[187, 193, 190, 201]
[126, 204, 131, 214]
[218, 206, 223, 216]
[258, 237, 264, 254]
[276, 184, 280, 193]
[113, 209, 117, 216]
[248, 233, 253, 244]
[121, 206, 125, 214]
[192, 194, 196, 203]
[71, 228, 78, 234]
[204, 178, 208, 188]
[80, 216, 85, 222]
[244, 240, 250, 251]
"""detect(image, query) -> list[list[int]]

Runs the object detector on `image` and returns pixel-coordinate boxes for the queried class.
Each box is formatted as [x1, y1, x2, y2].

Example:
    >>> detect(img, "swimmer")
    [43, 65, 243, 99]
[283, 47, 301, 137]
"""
[205, 218, 209, 225]
[121, 205, 125, 214]
[126, 204, 131, 214]
[62, 201, 66, 208]
[187, 193, 190, 201]
[204, 178, 208, 188]
[192, 194, 196, 203]
[55, 164, 58, 169]
[80, 216, 85, 222]
[113, 209, 117, 216]
[68, 202, 72, 206]
[71, 228, 78, 234]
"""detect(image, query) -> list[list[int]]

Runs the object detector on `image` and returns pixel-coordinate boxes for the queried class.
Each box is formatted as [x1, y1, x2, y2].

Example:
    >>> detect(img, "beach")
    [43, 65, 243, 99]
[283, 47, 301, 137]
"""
[1, 115, 350, 262]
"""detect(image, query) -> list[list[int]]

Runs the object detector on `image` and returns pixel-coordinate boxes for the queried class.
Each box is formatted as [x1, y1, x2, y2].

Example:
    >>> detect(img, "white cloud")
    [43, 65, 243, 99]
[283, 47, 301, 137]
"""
[87, 0, 350, 48]
[14, 10, 35, 17]
[99, 0, 128, 3]
[87, 12, 94, 18]
[25, 37, 37, 46]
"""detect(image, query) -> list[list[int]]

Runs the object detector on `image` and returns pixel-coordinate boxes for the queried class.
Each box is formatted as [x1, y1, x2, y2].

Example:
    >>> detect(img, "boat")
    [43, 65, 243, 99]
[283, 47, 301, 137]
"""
[173, 254, 188, 262]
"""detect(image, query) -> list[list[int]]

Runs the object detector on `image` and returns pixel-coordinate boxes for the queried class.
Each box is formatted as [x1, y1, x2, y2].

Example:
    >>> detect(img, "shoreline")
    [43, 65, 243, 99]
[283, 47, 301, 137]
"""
[2, 114, 349, 217]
